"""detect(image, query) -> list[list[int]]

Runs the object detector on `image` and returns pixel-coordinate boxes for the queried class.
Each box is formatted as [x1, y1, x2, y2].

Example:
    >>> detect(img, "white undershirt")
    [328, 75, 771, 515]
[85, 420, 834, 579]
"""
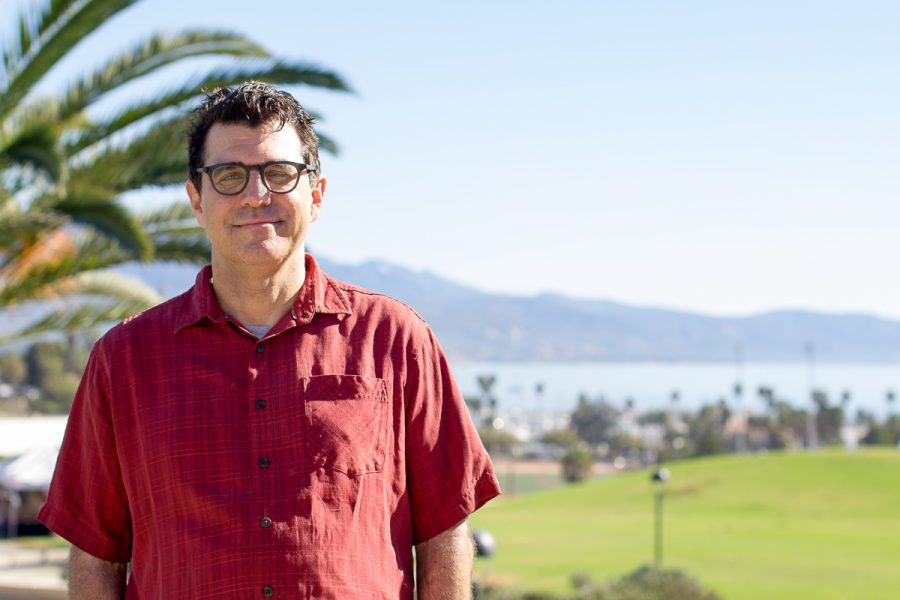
[245, 324, 271, 339]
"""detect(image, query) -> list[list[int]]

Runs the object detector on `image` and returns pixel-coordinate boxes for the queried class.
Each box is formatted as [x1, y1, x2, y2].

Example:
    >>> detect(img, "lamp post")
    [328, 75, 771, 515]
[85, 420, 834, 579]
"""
[651, 467, 671, 568]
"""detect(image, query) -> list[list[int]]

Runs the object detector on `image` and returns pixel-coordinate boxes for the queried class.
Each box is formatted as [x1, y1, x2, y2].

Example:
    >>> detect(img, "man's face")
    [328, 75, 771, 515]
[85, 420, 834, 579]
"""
[185, 122, 325, 271]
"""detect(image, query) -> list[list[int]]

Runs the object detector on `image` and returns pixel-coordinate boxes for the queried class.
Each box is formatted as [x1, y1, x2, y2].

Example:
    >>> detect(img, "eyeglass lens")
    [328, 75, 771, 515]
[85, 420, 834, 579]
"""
[211, 163, 301, 194]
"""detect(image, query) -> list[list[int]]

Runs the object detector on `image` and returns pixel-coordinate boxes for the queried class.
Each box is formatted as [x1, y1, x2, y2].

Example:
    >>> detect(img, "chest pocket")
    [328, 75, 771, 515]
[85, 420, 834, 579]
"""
[302, 374, 389, 477]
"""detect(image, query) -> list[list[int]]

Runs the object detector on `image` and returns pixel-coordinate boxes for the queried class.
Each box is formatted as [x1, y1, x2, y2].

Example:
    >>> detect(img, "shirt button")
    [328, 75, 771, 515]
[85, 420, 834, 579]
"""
[258, 457, 270, 468]
[260, 517, 272, 528]
[262, 586, 274, 597]
[255, 399, 266, 410]
[256, 343, 265, 353]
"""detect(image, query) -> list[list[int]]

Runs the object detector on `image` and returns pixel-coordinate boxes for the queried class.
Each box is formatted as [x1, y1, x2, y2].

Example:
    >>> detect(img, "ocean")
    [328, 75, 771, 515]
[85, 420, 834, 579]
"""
[451, 361, 900, 418]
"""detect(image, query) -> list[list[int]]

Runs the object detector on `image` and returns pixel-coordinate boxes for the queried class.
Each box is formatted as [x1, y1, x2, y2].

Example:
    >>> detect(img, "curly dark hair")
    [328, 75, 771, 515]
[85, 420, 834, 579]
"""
[187, 81, 319, 190]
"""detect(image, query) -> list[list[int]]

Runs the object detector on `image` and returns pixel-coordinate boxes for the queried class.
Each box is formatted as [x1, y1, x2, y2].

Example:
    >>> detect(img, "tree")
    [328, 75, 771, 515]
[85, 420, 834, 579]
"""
[541, 429, 581, 449]
[476, 373, 498, 427]
[669, 389, 681, 413]
[20, 338, 88, 412]
[477, 426, 520, 457]
[1, 0, 350, 341]
[812, 390, 843, 445]
[569, 394, 620, 446]
[561, 442, 593, 483]
[687, 403, 729, 457]
[0, 352, 27, 385]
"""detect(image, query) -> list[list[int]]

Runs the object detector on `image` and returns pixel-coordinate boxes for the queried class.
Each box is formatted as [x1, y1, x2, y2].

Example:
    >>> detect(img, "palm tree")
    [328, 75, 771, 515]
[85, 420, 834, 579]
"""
[477, 374, 497, 427]
[1, 0, 350, 341]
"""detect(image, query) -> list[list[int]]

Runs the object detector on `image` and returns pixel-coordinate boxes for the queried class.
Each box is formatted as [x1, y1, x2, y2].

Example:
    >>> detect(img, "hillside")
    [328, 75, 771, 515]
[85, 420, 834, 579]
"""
[110, 257, 900, 363]
[469, 449, 900, 599]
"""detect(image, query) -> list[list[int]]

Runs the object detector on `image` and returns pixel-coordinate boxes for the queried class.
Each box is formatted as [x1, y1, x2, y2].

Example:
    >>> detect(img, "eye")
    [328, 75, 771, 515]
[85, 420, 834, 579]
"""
[211, 165, 246, 190]
[264, 163, 299, 184]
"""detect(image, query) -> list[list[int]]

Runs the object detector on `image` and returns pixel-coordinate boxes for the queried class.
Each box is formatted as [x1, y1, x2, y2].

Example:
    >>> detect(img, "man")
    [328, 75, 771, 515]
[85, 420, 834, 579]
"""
[38, 82, 501, 599]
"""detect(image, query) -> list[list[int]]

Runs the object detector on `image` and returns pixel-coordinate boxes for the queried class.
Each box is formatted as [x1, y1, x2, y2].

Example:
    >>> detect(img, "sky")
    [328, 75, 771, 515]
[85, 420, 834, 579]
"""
[5, 0, 900, 319]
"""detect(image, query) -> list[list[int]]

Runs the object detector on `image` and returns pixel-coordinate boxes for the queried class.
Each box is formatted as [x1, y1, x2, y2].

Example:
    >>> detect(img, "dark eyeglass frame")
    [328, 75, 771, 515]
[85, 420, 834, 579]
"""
[194, 161, 318, 195]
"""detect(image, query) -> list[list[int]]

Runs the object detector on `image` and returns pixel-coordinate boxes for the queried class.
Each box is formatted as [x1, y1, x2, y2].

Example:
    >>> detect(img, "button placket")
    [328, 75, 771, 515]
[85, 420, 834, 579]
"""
[249, 338, 276, 596]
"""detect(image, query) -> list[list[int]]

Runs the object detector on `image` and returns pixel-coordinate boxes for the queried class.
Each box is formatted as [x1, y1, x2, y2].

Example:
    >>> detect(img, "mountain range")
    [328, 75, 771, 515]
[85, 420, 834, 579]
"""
[114, 256, 900, 363]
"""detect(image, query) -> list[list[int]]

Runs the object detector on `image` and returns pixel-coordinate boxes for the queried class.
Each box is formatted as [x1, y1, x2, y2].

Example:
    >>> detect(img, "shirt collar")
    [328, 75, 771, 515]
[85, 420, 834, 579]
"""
[174, 254, 351, 334]
[293, 253, 353, 325]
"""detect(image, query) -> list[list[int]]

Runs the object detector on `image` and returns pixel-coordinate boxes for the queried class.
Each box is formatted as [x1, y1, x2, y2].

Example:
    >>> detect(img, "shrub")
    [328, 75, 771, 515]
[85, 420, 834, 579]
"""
[581, 565, 722, 600]
[561, 443, 594, 483]
[476, 566, 721, 600]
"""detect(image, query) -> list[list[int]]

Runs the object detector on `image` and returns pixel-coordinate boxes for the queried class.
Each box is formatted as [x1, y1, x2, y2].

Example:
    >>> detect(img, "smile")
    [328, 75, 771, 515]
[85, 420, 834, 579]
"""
[234, 220, 280, 228]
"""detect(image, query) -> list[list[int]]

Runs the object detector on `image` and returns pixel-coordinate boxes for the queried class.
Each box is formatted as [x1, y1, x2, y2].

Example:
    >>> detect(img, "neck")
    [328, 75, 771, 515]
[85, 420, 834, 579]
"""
[209, 252, 307, 328]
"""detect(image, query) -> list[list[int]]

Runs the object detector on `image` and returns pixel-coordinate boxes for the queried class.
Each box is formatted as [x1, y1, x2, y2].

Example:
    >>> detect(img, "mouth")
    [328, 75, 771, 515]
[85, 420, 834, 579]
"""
[234, 219, 281, 228]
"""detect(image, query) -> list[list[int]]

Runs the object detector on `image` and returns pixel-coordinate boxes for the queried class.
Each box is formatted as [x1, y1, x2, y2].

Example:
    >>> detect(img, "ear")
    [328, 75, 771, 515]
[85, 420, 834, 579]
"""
[309, 176, 326, 223]
[186, 179, 206, 228]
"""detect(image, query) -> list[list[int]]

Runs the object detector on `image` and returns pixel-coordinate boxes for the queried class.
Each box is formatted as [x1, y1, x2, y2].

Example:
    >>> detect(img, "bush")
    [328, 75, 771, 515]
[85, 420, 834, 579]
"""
[541, 429, 582, 449]
[561, 443, 593, 483]
[29, 372, 80, 414]
[478, 426, 522, 457]
[581, 565, 722, 600]
[477, 566, 721, 600]
[0, 353, 27, 385]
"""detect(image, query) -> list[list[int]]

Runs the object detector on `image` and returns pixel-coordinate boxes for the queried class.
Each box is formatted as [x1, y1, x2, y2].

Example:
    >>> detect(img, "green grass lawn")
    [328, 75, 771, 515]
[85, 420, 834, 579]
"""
[469, 448, 900, 599]
[14, 534, 70, 549]
[495, 470, 564, 495]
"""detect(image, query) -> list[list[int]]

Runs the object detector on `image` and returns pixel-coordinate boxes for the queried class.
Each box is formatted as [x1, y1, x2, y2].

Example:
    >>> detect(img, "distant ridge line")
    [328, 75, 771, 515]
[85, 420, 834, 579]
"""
[109, 257, 900, 363]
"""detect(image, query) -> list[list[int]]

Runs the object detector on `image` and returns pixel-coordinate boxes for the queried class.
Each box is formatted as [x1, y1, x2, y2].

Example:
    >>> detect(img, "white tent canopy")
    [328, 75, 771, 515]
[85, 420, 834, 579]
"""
[0, 416, 67, 457]
[0, 446, 59, 492]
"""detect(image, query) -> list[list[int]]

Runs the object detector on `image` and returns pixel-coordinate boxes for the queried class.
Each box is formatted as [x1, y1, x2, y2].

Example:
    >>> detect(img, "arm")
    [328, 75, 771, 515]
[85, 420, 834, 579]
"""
[415, 519, 475, 600]
[68, 546, 127, 600]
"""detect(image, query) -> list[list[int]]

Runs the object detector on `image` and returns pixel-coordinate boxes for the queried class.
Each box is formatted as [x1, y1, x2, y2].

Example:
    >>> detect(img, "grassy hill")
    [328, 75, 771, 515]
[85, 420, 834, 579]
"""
[469, 448, 900, 599]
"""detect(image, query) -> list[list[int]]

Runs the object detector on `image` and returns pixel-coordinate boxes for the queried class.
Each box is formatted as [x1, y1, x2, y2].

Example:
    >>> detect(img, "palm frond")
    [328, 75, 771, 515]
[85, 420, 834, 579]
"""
[137, 201, 209, 263]
[1, 0, 137, 121]
[0, 119, 63, 181]
[69, 116, 187, 191]
[6, 273, 160, 339]
[0, 207, 66, 250]
[151, 236, 210, 264]
[2, 267, 161, 341]
[0, 229, 137, 308]
[67, 60, 352, 154]
[192, 59, 355, 95]
[56, 267, 161, 302]
[316, 130, 338, 156]
[0, 97, 65, 182]
[138, 200, 195, 226]
[53, 191, 153, 258]
[57, 30, 270, 121]
[2, 0, 71, 80]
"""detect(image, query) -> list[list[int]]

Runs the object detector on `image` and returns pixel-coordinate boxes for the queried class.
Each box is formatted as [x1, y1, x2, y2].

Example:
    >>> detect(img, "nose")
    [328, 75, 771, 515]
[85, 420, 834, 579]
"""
[240, 169, 271, 206]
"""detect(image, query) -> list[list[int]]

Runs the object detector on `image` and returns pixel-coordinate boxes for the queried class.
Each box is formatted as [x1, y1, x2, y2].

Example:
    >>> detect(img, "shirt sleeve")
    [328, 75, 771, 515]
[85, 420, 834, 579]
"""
[38, 340, 133, 562]
[404, 325, 501, 544]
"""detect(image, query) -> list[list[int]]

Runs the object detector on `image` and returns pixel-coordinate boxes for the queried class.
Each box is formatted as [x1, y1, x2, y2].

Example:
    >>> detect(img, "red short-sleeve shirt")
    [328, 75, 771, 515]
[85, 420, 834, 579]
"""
[39, 254, 500, 599]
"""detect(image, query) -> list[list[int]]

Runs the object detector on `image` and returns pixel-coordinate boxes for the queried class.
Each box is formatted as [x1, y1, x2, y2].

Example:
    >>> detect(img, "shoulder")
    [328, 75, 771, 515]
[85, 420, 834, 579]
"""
[329, 276, 428, 325]
[96, 287, 194, 352]
[322, 275, 437, 347]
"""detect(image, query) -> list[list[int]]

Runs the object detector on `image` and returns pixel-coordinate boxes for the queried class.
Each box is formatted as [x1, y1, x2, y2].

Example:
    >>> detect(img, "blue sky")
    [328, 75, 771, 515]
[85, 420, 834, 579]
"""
[6, 0, 900, 318]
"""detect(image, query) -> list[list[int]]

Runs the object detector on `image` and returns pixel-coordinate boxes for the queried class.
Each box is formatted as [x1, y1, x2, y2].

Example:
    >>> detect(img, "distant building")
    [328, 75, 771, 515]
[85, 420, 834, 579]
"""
[0, 416, 66, 537]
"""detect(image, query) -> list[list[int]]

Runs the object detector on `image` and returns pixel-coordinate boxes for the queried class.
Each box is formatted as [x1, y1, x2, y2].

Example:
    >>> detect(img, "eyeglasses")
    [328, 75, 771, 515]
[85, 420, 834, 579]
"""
[194, 161, 318, 195]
